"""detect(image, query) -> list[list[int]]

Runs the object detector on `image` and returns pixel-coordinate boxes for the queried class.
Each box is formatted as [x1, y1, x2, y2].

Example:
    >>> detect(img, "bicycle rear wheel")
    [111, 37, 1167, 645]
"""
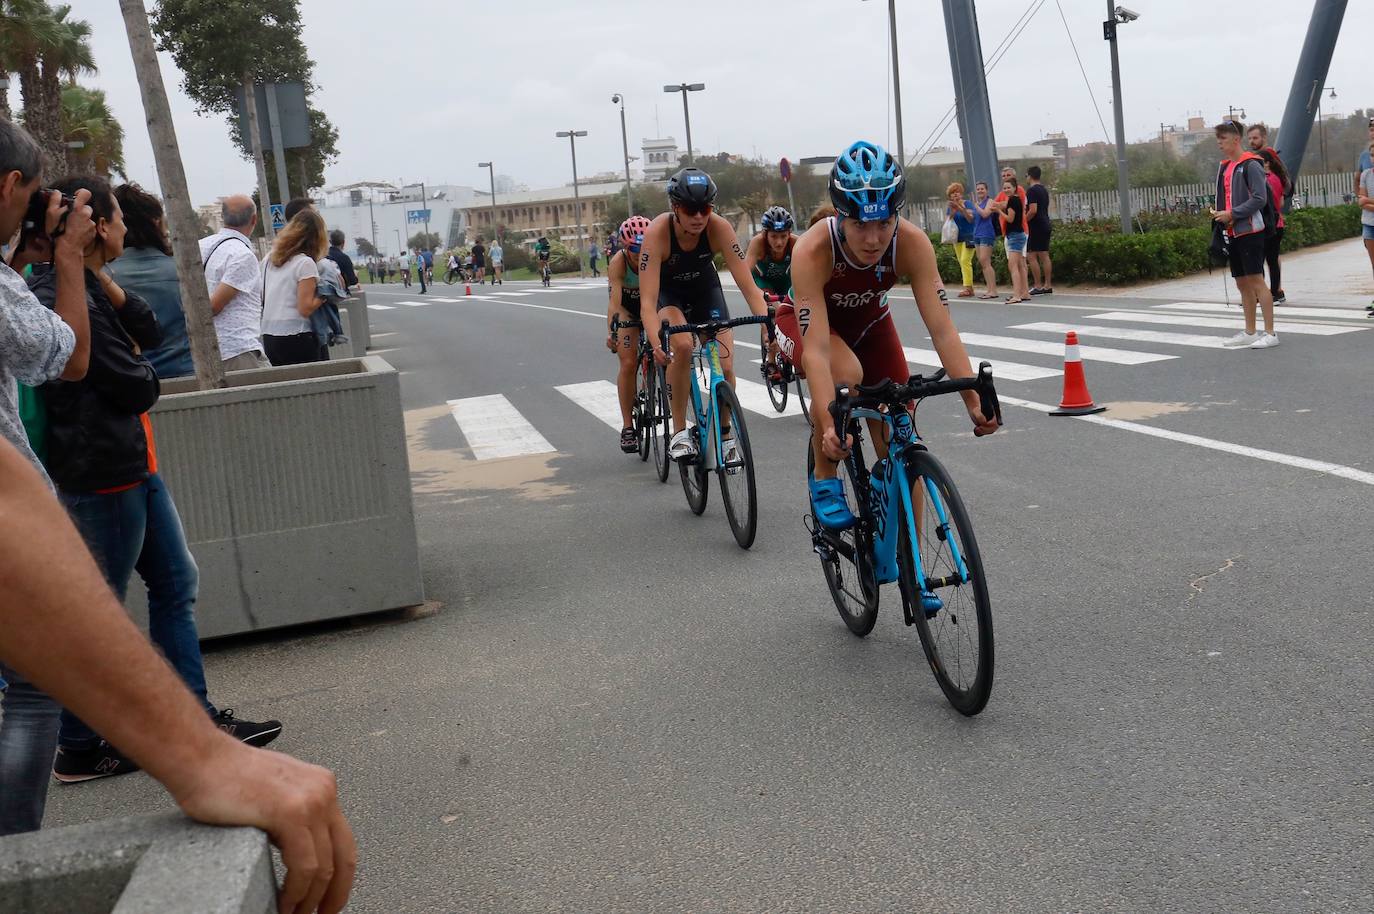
[651, 366, 671, 483]
[713, 384, 758, 549]
[807, 441, 879, 636]
[897, 449, 994, 716]
[636, 358, 652, 461]
[764, 361, 789, 412]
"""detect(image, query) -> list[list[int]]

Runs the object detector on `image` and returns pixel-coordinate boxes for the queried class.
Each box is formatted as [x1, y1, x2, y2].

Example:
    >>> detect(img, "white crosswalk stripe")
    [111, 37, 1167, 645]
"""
[1084, 310, 1364, 336]
[446, 395, 555, 460]
[493, 291, 534, 297]
[1011, 321, 1229, 349]
[732, 378, 806, 418]
[367, 304, 394, 311]
[955, 331, 1174, 365]
[555, 381, 624, 430]
[903, 347, 1061, 382]
[1154, 301, 1366, 322]
[395, 301, 430, 307]
[427, 297, 461, 303]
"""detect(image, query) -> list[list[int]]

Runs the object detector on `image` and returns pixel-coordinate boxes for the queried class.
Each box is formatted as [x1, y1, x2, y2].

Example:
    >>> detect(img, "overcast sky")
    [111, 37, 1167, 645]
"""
[82, 0, 1367, 205]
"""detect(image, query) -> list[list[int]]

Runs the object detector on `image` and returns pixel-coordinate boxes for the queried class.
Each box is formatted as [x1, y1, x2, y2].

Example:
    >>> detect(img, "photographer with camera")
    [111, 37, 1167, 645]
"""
[0, 118, 98, 837]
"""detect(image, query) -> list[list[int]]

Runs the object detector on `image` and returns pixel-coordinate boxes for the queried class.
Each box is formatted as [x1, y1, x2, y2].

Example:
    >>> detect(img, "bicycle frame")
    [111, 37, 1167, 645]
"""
[845, 409, 972, 593]
[684, 339, 729, 472]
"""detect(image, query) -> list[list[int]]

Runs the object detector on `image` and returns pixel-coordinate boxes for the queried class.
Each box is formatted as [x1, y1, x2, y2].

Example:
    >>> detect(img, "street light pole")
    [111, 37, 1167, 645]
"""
[1317, 86, 1336, 175]
[612, 93, 635, 216]
[1104, 3, 1135, 235]
[867, 0, 907, 166]
[663, 83, 704, 165]
[478, 161, 498, 242]
[556, 130, 589, 278]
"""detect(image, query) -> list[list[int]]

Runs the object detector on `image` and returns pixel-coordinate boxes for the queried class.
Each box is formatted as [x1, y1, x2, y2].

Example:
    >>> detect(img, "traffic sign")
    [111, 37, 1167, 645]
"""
[779, 157, 792, 183]
[406, 209, 432, 224]
[269, 203, 285, 231]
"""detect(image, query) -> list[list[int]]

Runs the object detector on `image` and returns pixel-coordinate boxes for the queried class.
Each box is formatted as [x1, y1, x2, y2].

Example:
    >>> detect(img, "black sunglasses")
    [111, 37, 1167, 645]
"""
[675, 202, 712, 217]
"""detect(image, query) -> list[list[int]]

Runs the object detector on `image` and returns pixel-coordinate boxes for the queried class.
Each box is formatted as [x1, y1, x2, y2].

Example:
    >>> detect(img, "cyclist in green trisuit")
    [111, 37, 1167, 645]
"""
[745, 205, 796, 379]
[606, 216, 651, 453]
[534, 235, 551, 282]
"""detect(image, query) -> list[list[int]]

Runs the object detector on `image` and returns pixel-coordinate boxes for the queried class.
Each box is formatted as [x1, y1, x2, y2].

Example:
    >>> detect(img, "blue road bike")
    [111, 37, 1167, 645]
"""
[660, 314, 773, 549]
[807, 364, 1002, 715]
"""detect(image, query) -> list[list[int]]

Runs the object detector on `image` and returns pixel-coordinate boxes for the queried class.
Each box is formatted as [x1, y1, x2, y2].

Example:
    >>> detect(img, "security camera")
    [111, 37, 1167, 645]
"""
[1114, 6, 1139, 21]
[611, 94, 622, 104]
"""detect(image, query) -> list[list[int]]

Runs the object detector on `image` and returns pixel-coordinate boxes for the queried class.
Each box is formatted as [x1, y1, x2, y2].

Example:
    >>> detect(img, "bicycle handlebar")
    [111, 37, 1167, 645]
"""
[658, 313, 774, 351]
[829, 362, 1003, 434]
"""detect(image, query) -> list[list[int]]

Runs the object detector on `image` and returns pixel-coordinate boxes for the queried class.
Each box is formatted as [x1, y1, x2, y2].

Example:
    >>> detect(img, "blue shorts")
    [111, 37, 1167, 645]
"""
[974, 237, 996, 247]
[1004, 232, 1028, 254]
[1363, 224, 1374, 240]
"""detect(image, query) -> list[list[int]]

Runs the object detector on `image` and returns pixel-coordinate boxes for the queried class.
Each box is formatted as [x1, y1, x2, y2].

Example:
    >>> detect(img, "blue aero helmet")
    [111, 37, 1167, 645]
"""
[829, 141, 905, 222]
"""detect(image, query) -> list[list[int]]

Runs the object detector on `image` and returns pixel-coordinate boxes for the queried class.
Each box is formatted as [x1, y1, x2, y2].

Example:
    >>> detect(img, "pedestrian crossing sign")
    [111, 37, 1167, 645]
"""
[270, 204, 285, 231]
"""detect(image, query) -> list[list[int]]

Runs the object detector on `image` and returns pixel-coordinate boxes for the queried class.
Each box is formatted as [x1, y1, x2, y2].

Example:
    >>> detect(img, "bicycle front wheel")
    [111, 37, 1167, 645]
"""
[636, 359, 652, 462]
[897, 449, 994, 716]
[713, 383, 758, 549]
[807, 440, 879, 636]
[651, 365, 671, 483]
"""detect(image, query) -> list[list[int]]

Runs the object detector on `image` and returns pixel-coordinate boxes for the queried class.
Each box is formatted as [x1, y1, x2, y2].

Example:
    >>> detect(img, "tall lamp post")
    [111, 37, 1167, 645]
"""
[862, 0, 906, 166]
[477, 161, 498, 241]
[611, 93, 635, 217]
[663, 83, 704, 165]
[556, 129, 589, 278]
[1104, 3, 1139, 235]
[1316, 86, 1336, 175]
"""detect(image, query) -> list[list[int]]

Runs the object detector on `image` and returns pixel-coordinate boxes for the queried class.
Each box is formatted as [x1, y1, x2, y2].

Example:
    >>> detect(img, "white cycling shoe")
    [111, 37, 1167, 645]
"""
[668, 430, 697, 461]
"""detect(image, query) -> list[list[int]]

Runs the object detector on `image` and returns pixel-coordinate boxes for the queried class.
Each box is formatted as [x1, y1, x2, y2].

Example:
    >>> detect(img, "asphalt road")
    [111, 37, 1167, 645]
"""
[45, 276, 1374, 913]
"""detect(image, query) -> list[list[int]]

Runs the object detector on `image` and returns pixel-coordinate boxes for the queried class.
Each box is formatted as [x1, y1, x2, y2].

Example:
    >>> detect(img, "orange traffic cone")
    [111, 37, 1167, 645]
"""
[1050, 331, 1106, 416]
[464, 283, 472, 296]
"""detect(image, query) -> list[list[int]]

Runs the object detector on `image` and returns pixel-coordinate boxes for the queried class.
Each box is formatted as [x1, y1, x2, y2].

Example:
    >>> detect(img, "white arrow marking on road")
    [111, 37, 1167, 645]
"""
[1011, 322, 1229, 349]
[903, 347, 1061, 382]
[1000, 395, 1374, 487]
[446, 395, 555, 461]
[957, 331, 1174, 365]
[1156, 301, 1367, 321]
[555, 381, 624, 430]
[1084, 311, 1364, 336]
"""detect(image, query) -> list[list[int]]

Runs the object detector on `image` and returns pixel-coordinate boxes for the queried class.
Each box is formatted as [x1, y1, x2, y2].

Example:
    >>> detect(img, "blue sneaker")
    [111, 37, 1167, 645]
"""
[920, 589, 944, 617]
[809, 476, 855, 530]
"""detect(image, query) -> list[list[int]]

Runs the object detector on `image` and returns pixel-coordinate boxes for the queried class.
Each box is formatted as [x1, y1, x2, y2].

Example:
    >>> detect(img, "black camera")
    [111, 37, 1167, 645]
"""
[21, 188, 75, 240]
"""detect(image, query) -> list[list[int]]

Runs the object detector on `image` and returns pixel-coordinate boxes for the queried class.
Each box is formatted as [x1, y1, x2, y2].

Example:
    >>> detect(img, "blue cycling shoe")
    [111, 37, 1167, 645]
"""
[920, 589, 944, 617]
[809, 476, 855, 531]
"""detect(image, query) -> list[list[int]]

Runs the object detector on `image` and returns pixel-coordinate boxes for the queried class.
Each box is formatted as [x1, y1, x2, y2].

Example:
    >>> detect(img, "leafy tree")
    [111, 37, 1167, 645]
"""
[407, 231, 441, 251]
[34, 4, 93, 172]
[61, 83, 124, 177]
[0, 0, 58, 124]
[603, 186, 667, 231]
[354, 237, 377, 257]
[4, 1, 91, 173]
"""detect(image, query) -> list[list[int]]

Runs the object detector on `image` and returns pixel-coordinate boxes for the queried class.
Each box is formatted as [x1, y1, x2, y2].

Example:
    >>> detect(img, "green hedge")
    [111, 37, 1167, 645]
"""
[932, 204, 1361, 287]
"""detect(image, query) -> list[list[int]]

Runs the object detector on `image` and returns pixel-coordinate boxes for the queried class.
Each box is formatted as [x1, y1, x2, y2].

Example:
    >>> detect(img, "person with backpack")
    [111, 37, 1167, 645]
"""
[1258, 148, 1291, 305]
[197, 195, 270, 370]
[1213, 121, 1278, 350]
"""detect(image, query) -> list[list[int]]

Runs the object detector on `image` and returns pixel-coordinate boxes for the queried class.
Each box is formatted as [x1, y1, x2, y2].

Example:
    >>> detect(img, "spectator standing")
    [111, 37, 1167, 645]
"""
[415, 248, 428, 294]
[283, 197, 313, 221]
[1213, 121, 1278, 349]
[472, 238, 487, 284]
[588, 242, 600, 277]
[1358, 140, 1374, 313]
[944, 182, 976, 298]
[992, 166, 1026, 238]
[1246, 123, 1269, 154]
[108, 184, 193, 379]
[197, 195, 270, 371]
[489, 238, 504, 285]
[325, 230, 359, 290]
[1258, 149, 1291, 305]
[994, 176, 1030, 303]
[969, 181, 999, 299]
[446, 251, 460, 284]
[0, 118, 96, 837]
[1355, 118, 1374, 199]
[1025, 165, 1053, 295]
[262, 209, 329, 364]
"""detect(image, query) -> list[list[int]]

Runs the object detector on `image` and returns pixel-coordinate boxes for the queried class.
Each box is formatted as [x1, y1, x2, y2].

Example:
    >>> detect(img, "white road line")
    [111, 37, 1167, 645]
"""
[1084, 311, 1363, 336]
[493, 291, 534, 297]
[367, 304, 395, 311]
[427, 297, 461, 303]
[903, 347, 1062, 382]
[555, 381, 624, 430]
[732, 377, 805, 418]
[1000, 395, 1374, 487]
[1155, 301, 1367, 321]
[446, 395, 555, 461]
[957, 331, 1174, 365]
[396, 301, 431, 307]
[1011, 321, 1228, 349]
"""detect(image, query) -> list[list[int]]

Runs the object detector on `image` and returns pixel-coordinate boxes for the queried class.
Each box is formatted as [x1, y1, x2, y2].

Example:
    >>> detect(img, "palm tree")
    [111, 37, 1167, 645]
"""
[61, 84, 123, 178]
[0, 0, 59, 127]
[35, 4, 95, 173]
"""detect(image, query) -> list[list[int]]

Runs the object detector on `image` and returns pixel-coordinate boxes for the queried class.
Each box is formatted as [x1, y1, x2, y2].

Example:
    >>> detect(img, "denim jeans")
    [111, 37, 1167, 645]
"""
[0, 665, 62, 836]
[58, 473, 211, 750]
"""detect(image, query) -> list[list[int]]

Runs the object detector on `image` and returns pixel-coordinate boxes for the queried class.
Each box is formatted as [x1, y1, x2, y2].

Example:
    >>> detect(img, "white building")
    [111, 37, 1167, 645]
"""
[641, 137, 680, 180]
[315, 181, 478, 258]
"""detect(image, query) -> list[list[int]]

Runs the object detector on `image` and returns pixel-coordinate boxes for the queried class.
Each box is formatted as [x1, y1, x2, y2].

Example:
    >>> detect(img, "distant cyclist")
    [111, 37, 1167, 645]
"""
[746, 204, 796, 379]
[534, 235, 552, 282]
[639, 167, 772, 462]
[778, 140, 997, 536]
[606, 215, 652, 453]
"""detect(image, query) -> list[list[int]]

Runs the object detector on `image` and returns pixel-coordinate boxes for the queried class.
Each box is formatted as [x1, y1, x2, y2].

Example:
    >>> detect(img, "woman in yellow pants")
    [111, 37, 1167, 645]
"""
[946, 182, 977, 297]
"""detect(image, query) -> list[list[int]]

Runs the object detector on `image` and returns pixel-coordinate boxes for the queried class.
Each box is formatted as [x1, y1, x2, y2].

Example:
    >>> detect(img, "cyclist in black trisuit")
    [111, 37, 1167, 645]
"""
[638, 167, 771, 461]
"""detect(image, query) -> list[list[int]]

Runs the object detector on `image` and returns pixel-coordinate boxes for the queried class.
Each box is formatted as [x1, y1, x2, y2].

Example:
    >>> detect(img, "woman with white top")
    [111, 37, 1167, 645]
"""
[261, 210, 328, 365]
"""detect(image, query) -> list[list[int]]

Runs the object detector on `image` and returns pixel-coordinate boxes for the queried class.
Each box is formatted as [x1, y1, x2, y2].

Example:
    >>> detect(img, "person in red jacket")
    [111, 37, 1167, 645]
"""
[1213, 122, 1278, 350]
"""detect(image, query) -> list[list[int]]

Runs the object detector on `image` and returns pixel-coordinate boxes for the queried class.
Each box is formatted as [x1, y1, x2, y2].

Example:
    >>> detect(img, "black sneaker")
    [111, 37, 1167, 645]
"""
[1029, 287, 1045, 295]
[619, 426, 638, 453]
[53, 741, 140, 784]
[212, 709, 283, 748]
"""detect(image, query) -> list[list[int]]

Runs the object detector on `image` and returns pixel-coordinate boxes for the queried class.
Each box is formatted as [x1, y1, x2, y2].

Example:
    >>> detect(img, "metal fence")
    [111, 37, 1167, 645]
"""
[913, 170, 1357, 230]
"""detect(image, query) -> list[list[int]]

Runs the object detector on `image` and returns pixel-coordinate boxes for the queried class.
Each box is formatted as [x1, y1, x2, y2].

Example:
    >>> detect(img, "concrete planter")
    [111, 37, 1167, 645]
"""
[132, 356, 423, 639]
[328, 290, 371, 359]
[0, 813, 273, 914]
